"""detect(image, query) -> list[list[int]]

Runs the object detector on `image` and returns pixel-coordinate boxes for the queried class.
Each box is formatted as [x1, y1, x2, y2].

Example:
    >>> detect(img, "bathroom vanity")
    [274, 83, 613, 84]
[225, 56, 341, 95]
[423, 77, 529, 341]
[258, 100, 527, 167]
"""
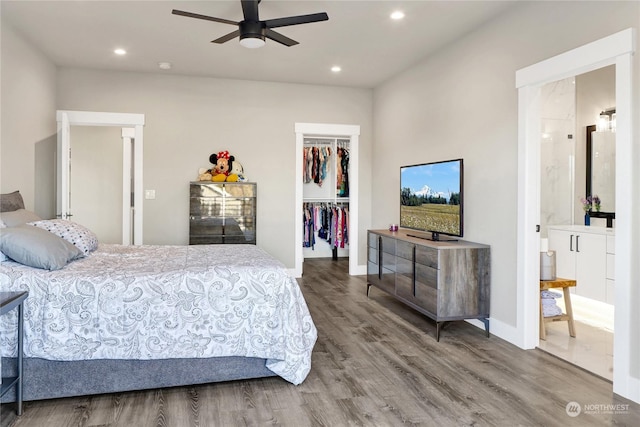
[547, 225, 615, 305]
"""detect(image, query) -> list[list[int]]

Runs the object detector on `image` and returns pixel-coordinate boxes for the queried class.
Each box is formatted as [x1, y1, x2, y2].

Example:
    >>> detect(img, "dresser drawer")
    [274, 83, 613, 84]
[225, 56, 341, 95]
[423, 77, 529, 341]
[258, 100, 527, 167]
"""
[415, 263, 438, 289]
[414, 282, 437, 315]
[368, 232, 380, 249]
[379, 267, 396, 294]
[380, 236, 396, 255]
[190, 197, 223, 217]
[368, 247, 379, 265]
[396, 240, 414, 261]
[415, 246, 438, 269]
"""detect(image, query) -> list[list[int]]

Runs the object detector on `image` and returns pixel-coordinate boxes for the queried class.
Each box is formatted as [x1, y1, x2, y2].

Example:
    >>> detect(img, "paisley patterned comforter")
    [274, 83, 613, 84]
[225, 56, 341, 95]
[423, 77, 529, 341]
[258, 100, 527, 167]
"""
[0, 244, 317, 385]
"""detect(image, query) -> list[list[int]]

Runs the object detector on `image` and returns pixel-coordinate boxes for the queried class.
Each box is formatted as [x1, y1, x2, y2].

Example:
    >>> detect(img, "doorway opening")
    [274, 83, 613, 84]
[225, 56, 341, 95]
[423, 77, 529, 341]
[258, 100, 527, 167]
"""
[294, 123, 360, 278]
[56, 110, 145, 245]
[537, 67, 616, 381]
[515, 28, 636, 401]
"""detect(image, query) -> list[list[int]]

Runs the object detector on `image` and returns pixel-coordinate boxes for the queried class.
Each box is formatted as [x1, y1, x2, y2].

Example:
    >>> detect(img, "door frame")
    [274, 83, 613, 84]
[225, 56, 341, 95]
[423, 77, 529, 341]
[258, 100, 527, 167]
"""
[56, 110, 145, 245]
[294, 123, 361, 278]
[515, 28, 637, 401]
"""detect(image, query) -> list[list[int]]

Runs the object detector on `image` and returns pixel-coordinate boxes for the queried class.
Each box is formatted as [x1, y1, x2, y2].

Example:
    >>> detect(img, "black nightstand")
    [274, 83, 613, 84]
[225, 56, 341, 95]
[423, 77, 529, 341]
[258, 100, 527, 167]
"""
[0, 291, 28, 416]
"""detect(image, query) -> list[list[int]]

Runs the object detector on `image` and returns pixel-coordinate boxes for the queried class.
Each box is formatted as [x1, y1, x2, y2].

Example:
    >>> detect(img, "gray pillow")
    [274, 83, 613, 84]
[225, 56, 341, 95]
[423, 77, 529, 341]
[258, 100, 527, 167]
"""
[0, 209, 42, 227]
[0, 224, 84, 270]
[0, 191, 25, 212]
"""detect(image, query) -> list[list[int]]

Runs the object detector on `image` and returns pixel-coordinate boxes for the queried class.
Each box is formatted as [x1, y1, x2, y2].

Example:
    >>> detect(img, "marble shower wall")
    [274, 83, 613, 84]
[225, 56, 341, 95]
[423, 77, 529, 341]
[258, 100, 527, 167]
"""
[540, 77, 576, 237]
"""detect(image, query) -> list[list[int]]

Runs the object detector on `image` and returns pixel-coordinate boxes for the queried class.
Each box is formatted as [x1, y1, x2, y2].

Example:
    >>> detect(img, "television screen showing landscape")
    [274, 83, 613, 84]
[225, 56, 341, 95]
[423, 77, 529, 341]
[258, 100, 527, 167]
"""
[400, 159, 463, 237]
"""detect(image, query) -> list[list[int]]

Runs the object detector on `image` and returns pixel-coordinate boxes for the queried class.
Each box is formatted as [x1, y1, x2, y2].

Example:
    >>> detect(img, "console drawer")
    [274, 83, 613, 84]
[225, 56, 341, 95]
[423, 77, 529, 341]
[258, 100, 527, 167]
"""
[415, 263, 438, 289]
[396, 240, 414, 261]
[368, 247, 378, 265]
[368, 232, 379, 249]
[415, 246, 438, 269]
[381, 236, 396, 255]
[414, 282, 437, 314]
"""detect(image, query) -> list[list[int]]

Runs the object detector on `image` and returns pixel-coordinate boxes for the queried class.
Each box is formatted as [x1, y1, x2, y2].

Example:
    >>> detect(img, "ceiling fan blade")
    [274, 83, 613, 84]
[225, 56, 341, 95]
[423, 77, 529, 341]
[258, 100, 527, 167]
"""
[211, 30, 241, 44]
[241, 0, 259, 21]
[264, 12, 329, 29]
[172, 9, 238, 26]
[265, 29, 299, 47]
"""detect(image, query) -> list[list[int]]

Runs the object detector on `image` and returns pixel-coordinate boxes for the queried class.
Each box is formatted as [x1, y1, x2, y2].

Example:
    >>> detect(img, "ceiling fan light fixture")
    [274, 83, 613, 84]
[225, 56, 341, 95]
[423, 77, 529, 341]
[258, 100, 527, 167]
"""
[240, 36, 266, 48]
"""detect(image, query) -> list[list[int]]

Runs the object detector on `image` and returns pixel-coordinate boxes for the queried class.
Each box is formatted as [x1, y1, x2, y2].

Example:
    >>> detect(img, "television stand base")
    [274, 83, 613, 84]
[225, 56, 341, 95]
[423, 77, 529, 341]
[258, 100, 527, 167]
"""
[407, 232, 458, 242]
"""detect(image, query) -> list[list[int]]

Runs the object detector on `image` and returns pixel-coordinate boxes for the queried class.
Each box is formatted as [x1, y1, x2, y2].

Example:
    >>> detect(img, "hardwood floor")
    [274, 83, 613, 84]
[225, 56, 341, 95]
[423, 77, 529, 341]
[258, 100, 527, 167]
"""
[2, 258, 638, 426]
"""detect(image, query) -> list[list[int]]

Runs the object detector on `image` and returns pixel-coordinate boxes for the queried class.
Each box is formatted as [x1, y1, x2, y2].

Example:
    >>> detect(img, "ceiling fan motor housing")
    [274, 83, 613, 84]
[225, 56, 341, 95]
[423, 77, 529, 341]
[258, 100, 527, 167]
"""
[239, 20, 265, 41]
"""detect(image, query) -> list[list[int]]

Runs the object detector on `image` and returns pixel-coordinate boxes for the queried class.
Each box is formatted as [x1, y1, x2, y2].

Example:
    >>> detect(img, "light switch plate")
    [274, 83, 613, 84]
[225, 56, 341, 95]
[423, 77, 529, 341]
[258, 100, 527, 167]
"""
[145, 190, 156, 200]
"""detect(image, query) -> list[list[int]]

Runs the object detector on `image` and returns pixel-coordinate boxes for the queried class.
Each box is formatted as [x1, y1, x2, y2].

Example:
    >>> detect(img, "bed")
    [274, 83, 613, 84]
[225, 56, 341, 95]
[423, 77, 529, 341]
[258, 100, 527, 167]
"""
[0, 204, 317, 402]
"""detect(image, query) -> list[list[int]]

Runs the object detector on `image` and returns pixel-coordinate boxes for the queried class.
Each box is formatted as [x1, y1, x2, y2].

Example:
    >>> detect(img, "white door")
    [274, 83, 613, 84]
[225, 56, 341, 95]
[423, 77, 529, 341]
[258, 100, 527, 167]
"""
[56, 110, 145, 245]
[69, 126, 123, 244]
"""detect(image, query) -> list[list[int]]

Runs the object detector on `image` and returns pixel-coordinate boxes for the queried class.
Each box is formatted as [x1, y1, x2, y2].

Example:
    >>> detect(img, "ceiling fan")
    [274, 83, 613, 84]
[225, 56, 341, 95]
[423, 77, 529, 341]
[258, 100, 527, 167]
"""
[172, 0, 329, 48]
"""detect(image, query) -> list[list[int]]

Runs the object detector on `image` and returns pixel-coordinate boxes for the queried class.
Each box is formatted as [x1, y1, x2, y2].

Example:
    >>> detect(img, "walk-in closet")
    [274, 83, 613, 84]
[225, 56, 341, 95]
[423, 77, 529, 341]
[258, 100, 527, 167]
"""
[302, 137, 351, 260]
[294, 123, 360, 278]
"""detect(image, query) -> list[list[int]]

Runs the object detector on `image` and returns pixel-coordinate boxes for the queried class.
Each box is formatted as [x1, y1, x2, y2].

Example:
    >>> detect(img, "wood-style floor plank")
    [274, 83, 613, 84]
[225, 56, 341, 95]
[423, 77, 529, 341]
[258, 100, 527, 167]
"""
[2, 258, 639, 426]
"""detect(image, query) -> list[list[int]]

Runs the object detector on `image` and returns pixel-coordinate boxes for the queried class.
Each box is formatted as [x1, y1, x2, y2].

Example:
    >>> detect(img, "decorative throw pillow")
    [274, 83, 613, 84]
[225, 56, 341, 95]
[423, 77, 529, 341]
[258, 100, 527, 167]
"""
[29, 219, 99, 255]
[0, 209, 42, 227]
[0, 191, 25, 212]
[0, 224, 84, 270]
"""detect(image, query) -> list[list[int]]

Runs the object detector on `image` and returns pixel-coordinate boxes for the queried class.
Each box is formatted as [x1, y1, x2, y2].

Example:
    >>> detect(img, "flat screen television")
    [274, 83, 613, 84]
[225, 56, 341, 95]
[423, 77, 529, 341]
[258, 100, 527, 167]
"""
[400, 158, 463, 241]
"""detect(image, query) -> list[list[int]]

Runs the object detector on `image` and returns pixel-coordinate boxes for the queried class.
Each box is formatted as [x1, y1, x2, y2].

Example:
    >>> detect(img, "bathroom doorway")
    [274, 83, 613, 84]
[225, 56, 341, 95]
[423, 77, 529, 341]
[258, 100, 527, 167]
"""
[516, 28, 636, 402]
[537, 67, 616, 381]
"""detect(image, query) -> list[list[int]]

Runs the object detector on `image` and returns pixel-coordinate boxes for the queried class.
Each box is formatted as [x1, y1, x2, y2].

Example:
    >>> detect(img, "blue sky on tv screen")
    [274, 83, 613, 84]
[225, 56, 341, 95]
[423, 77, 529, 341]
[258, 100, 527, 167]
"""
[401, 160, 461, 199]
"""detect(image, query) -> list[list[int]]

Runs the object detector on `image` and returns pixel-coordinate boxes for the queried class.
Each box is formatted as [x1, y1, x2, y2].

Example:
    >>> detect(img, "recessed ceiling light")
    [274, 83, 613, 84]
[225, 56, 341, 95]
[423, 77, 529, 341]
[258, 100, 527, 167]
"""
[158, 62, 172, 70]
[331, 66, 341, 73]
[114, 48, 127, 55]
[390, 11, 405, 20]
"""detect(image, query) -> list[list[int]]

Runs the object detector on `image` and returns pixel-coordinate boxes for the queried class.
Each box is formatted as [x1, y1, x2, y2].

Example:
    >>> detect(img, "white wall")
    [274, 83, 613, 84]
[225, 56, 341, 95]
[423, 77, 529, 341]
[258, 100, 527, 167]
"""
[0, 23, 57, 218]
[56, 68, 373, 268]
[373, 1, 639, 334]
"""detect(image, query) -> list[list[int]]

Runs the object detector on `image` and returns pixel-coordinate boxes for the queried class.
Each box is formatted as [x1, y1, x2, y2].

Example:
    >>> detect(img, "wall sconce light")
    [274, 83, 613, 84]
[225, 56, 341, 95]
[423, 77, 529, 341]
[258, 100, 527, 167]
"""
[597, 108, 616, 132]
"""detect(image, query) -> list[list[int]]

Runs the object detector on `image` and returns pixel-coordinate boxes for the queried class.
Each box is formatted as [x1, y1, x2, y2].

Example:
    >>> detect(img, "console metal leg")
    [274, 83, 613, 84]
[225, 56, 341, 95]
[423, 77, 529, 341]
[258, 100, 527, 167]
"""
[436, 322, 442, 342]
[481, 318, 490, 338]
[366, 283, 372, 297]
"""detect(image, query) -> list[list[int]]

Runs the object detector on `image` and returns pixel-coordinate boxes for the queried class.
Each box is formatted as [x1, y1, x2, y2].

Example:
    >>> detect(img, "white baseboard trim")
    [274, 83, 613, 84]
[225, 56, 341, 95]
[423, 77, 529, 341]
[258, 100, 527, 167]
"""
[350, 264, 367, 276]
[466, 318, 523, 348]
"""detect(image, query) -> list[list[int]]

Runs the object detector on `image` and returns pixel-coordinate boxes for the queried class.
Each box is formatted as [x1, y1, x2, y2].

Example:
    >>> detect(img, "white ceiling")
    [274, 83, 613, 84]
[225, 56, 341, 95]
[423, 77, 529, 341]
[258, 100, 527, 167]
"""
[1, 1, 518, 89]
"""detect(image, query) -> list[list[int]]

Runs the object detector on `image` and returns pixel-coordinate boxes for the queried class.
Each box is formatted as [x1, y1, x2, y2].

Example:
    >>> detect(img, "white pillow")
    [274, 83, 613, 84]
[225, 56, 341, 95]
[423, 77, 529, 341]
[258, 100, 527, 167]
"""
[28, 219, 98, 255]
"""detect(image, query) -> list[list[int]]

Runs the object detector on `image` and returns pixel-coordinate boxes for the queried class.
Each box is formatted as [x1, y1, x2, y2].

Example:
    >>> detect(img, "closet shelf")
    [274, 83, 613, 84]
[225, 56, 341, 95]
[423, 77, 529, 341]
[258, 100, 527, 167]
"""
[303, 197, 349, 202]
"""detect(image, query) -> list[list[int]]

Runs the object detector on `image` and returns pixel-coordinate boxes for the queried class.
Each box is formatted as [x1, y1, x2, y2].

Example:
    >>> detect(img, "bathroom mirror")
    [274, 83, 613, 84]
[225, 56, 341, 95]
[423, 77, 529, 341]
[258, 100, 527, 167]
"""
[586, 124, 616, 213]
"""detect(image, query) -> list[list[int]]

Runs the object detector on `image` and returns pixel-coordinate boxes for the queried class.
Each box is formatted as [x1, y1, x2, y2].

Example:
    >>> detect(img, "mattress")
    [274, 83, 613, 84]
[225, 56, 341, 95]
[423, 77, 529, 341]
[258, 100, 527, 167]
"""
[0, 244, 317, 385]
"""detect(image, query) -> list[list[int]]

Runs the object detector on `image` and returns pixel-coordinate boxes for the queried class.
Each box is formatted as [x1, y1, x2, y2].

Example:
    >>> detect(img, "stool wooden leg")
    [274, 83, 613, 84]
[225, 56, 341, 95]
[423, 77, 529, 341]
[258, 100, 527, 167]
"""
[563, 287, 576, 337]
[539, 293, 546, 340]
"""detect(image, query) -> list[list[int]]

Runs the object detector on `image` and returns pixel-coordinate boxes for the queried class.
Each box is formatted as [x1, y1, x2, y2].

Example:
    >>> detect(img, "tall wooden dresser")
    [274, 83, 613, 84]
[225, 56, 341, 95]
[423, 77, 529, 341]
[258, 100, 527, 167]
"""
[189, 182, 257, 245]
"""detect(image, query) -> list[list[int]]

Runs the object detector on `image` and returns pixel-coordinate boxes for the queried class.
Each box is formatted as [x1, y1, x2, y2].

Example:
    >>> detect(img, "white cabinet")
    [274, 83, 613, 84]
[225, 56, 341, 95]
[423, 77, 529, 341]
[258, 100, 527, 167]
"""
[606, 235, 615, 304]
[548, 226, 608, 303]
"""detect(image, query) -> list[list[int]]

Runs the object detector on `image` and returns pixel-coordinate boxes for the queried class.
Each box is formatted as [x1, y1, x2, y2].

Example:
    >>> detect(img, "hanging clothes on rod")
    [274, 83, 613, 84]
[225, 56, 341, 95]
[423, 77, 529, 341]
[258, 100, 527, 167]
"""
[336, 146, 350, 197]
[303, 143, 332, 186]
[302, 202, 349, 250]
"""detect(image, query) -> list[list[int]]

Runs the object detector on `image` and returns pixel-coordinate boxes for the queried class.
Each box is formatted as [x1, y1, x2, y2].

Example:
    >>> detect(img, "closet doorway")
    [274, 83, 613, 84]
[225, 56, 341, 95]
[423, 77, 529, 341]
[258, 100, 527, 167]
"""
[294, 123, 360, 278]
[57, 110, 145, 245]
